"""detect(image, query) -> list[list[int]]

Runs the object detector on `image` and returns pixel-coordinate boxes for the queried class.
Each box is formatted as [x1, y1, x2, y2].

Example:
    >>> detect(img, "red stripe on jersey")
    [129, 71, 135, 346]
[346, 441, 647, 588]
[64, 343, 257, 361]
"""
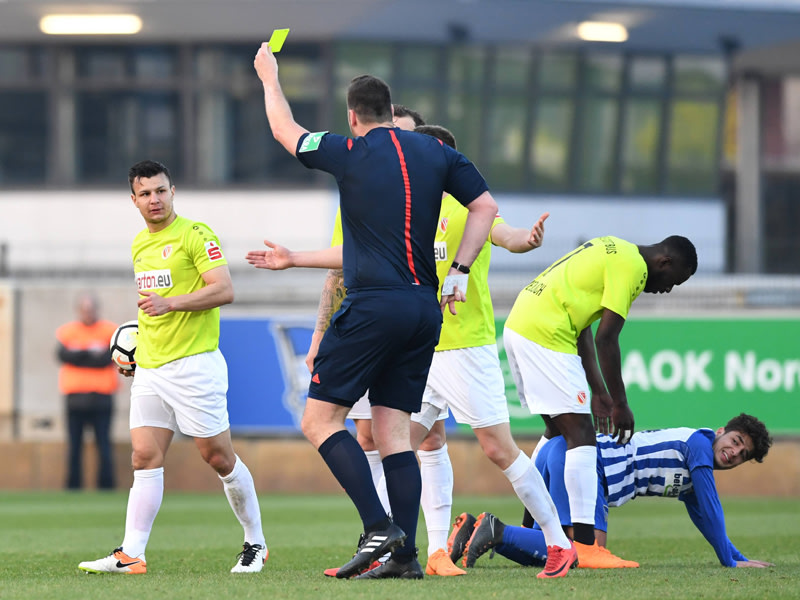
[347, 139, 353, 150]
[388, 129, 419, 285]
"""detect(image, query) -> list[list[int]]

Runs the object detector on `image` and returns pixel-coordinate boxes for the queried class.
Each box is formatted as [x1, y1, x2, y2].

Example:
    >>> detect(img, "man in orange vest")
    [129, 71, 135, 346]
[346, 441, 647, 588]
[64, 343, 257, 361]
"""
[56, 292, 120, 489]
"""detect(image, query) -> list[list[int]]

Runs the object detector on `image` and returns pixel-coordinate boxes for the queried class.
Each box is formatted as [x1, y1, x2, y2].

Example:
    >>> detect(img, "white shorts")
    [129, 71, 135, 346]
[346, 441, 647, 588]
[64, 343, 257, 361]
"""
[503, 328, 591, 416]
[347, 393, 371, 420]
[130, 349, 231, 438]
[421, 344, 509, 429]
[347, 392, 450, 425]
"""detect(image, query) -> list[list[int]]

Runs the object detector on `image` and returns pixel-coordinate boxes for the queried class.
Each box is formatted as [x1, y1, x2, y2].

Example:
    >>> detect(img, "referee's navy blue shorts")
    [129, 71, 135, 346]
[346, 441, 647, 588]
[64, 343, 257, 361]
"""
[309, 286, 442, 414]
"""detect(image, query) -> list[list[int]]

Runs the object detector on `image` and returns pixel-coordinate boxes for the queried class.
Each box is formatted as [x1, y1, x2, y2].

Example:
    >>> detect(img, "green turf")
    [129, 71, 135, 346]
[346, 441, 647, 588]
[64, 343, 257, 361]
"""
[1, 491, 797, 600]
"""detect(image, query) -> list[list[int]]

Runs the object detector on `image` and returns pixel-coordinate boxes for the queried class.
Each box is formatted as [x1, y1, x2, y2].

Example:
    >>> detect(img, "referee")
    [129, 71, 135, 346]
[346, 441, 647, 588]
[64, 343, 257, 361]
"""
[255, 42, 498, 579]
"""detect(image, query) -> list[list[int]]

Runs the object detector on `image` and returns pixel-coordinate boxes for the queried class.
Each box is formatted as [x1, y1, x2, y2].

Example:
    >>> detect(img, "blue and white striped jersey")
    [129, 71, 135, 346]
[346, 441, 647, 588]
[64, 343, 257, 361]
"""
[598, 427, 747, 566]
[534, 428, 748, 566]
[599, 427, 713, 507]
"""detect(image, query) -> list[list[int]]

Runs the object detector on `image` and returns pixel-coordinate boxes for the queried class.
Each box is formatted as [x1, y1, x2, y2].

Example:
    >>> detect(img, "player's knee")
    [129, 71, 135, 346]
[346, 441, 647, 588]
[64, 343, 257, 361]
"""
[556, 414, 595, 446]
[418, 436, 441, 452]
[480, 438, 515, 468]
[131, 449, 162, 470]
[300, 413, 322, 445]
[202, 450, 234, 475]
[419, 428, 446, 451]
[356, 430, 376, 451]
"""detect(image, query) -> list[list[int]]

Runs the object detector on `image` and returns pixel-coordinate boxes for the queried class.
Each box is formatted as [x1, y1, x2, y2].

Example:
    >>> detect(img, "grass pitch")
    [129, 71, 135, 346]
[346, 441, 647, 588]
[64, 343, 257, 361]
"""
[1, 491, 798, 600]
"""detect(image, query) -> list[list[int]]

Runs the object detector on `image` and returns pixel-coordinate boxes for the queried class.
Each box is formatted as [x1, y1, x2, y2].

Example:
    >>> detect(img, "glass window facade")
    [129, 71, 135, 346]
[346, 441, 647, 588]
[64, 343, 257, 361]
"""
[76, 92, 181, 183]
[0, 92, 47, 183]
[0, 42, 726, 196]
[578, 98, 618, 192]
[531, 98, 573, 191]
[621, 99, 663, 193]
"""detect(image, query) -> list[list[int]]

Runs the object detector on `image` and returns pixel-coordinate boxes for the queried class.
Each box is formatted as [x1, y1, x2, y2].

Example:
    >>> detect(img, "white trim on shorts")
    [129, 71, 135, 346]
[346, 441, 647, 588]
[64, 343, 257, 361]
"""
[130, 349, 230, 438]
[503, 327, 591, 416]
[421, 344, 510, 429]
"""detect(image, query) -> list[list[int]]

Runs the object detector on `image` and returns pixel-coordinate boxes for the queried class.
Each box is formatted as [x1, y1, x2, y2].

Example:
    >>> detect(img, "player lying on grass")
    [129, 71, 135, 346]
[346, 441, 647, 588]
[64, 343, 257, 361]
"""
[451, 413, 774, 569]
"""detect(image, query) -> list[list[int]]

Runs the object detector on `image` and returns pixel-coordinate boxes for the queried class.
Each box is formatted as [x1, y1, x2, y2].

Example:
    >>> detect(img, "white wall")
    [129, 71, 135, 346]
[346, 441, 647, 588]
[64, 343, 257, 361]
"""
[490, 195, 726, 274]
[0, 190, 726, 273]
[0, 189, 338, 272]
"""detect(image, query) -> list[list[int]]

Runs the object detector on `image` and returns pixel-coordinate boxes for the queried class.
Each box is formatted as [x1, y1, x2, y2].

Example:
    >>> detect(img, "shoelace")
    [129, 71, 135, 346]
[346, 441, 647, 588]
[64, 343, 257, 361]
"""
[236, 543, 262, 566]
[543, 546, 568, 571]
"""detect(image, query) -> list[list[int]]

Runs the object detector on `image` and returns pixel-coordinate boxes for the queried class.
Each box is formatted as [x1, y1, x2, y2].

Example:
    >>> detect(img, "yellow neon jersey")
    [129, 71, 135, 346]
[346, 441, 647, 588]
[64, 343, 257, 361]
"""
[434, 195, 503, 350]
[331, 199, 503, 350]
[505, 236, 647, 354]
[131, 215, 228, 368]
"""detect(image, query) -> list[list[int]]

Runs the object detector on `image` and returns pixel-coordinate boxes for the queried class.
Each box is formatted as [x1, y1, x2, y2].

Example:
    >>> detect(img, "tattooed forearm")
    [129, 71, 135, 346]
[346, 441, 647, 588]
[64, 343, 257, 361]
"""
[314, 268, 346, 333]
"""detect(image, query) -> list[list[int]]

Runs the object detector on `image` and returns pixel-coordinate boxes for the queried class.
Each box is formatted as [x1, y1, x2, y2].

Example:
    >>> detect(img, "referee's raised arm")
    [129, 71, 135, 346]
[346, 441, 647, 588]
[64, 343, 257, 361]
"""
[254, 41, 308, 156]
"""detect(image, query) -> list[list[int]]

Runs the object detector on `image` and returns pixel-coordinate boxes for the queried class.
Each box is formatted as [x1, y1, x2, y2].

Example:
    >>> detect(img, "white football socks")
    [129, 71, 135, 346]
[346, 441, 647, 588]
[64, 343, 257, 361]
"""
[418, 444, 454, 556]
[503, 451, 571, 549]
[564, 445, 598, 526]
[121, 467, 164, 559]
[220, 455, 266, 549]
[365, 449, 391, 514]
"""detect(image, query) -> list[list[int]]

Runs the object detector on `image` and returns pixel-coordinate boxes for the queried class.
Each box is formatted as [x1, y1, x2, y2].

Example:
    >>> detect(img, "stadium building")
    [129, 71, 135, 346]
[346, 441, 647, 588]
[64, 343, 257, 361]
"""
[0, 0, 798, 490]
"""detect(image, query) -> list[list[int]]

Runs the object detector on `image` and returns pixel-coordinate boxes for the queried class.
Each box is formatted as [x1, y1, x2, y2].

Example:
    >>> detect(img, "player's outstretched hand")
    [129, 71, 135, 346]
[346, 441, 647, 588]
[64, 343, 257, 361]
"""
[611, 402, 635, 445]
[736, 560, 775, 568]
[246, 239, 294, 270]
[591, 391, 613, 435]
[527, 212, 550, 249]
[440, 285, 466, 315]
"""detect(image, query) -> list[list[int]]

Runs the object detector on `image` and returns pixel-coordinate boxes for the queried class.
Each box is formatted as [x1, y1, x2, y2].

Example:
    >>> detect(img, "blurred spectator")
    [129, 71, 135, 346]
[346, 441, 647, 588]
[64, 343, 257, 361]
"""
[55, 292, 119, 490]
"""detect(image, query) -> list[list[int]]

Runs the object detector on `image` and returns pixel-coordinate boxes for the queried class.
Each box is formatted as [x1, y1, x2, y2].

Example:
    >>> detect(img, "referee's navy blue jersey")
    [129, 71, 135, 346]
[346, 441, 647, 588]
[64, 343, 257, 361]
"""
[296, 127, 489, 291]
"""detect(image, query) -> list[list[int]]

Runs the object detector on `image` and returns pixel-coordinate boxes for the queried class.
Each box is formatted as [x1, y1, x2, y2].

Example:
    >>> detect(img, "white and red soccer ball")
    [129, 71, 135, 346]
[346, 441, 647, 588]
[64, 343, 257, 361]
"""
[110, 320, 138, 372]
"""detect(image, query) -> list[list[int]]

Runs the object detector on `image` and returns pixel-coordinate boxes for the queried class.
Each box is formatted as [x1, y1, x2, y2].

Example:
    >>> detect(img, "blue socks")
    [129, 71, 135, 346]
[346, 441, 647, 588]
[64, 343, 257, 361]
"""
[495, 524, 549, 567]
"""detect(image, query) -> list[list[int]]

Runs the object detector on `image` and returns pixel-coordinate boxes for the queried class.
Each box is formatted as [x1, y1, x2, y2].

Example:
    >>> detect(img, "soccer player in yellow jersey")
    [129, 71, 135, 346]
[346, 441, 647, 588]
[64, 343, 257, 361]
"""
[247, 125, 582, 579]
[79, 160, 267, 576]
[503, 234, 697, 568]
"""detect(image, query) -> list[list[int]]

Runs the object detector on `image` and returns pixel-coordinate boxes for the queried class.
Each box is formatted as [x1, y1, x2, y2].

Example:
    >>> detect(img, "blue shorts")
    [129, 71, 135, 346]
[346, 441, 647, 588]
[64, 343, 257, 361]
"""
[309, 287, 442, 414]
[534, 435, 608, 533]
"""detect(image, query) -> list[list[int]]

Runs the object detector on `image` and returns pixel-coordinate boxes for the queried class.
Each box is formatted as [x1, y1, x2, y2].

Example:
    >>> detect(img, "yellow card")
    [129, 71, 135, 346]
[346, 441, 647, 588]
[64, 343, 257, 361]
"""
[269, 28, 290, 53]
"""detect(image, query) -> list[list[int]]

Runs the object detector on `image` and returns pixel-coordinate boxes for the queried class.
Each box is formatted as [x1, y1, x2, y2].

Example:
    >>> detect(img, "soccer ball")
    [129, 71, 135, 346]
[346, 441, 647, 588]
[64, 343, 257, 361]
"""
[110, 320, 138, 372]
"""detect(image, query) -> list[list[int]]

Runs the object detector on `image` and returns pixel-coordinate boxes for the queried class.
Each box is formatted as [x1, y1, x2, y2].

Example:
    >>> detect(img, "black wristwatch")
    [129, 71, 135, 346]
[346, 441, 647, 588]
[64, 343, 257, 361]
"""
[451, 261, 470, 274]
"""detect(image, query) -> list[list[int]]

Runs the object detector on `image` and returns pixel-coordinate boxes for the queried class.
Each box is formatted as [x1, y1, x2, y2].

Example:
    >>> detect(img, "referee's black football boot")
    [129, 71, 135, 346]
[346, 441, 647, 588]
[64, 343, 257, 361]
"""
[354, 549, 424, 580]
[335, 521, 406, 579]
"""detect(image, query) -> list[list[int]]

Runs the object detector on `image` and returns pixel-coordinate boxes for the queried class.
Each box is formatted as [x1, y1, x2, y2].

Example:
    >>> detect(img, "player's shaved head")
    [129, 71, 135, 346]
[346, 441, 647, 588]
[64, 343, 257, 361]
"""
[660, 235, 698, 275]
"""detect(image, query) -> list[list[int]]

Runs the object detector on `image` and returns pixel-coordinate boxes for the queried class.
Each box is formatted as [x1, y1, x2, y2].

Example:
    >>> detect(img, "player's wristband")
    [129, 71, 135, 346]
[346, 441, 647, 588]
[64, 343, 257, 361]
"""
[451, 261, 470, 274]
[441, 273, 469, 296]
